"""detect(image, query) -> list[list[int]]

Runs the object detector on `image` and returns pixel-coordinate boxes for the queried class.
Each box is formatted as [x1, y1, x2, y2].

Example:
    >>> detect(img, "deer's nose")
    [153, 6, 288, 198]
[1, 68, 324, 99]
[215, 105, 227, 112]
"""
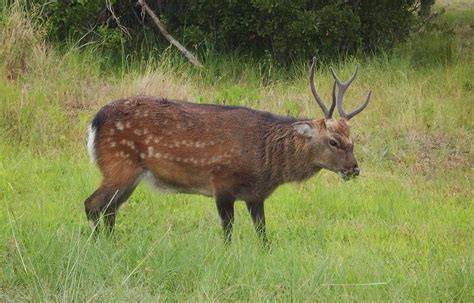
[352, 166, 360, 176]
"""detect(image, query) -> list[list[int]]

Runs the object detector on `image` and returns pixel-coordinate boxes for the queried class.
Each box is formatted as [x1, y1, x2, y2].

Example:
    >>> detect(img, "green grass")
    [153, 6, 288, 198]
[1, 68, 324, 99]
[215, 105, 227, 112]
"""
[1, 145, 471, 301]
[1, 1, 473, 301]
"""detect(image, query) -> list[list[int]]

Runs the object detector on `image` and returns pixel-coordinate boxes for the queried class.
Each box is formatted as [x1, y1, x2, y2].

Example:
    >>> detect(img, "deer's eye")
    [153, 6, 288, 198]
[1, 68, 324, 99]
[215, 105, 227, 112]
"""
[329, 139, 338, 147]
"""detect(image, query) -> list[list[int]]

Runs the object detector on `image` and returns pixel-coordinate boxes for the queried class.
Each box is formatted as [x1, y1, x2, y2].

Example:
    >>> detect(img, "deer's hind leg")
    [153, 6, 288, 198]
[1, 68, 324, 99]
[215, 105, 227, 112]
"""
[84, 164, 143, 234]
[102, 179, 141, 233]
[84, 186, 115, 232]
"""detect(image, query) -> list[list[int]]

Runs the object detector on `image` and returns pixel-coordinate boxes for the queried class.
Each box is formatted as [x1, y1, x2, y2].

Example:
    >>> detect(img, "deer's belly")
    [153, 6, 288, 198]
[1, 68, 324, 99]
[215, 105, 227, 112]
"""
[143, 170, 214, 197]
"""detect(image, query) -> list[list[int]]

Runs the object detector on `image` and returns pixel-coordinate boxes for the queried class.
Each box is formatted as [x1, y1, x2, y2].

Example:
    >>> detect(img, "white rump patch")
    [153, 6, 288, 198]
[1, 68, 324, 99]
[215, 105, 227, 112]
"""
[87, 124, 97, 164]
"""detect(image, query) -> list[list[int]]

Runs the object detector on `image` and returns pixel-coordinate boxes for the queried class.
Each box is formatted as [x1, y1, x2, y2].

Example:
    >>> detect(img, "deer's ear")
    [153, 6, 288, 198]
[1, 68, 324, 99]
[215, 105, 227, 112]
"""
[292, 122, 316, 138]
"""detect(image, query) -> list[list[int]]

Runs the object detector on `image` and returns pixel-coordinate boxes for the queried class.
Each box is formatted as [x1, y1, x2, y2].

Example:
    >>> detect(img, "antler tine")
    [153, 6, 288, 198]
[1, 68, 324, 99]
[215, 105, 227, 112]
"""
[330, 64, 359, 87]
[330, 64, 369, 120]
[346, 91, 371, 120]
[328, 81, 336, 118]
[310, 57, 331, 118]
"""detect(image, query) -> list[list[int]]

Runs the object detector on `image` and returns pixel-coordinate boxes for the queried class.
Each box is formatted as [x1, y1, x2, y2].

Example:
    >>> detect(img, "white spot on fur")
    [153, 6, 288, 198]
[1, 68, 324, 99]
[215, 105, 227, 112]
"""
[140, 153, 146, 159]
[134, 129, 142, 136]
[110, 142, 116, 147]
[87, 124, 97, 164]
[147, 146, 154, 157]
[116, 121, 124, 131]
[125, 121, 131, 128]
[127, 141, 135, 150]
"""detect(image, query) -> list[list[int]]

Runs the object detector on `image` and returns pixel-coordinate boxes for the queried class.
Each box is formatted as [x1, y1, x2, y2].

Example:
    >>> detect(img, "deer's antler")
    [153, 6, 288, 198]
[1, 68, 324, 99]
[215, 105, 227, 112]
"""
[310, 57, 336, 119]
[329, 64, 371, 120]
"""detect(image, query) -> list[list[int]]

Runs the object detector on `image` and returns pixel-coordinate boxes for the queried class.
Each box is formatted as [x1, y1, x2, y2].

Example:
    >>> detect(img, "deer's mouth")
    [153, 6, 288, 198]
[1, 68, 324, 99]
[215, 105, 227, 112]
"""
[316, 165, 357, 180]
[338, 170, 357, 181]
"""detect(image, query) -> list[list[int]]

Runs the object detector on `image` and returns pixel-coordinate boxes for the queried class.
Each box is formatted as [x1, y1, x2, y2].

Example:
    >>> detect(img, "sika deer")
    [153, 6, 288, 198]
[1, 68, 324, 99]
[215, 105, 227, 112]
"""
[84, 58, 371, 245]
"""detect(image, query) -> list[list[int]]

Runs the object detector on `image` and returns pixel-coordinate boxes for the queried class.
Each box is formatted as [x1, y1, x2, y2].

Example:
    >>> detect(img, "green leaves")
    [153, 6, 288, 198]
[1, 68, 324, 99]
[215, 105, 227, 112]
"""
[27, 0, 434, 63]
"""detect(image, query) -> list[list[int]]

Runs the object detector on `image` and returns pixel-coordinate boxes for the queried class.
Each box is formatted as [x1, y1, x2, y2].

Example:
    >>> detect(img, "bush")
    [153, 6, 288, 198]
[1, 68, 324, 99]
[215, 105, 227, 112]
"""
[162, 0, 435, 62]
[25, 0, 435, 63]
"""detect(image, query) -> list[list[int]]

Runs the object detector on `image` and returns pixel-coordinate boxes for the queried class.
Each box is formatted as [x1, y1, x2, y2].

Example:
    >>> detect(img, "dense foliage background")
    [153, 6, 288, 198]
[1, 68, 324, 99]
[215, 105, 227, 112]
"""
[23, 0, 435, 62]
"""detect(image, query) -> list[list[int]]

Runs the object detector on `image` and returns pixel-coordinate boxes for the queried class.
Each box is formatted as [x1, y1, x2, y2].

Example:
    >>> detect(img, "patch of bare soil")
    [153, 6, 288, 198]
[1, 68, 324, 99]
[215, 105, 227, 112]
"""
[407, 132, 472, 175]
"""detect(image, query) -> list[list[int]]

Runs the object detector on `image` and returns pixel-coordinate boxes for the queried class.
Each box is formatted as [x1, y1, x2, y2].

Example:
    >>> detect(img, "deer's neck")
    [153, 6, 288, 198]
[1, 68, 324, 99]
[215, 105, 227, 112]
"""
[262, 125, 320, 186]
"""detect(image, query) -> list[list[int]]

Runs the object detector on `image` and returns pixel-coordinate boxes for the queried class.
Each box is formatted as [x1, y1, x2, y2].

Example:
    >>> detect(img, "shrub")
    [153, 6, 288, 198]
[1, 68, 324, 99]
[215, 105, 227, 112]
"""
[25, 0, 435, 63]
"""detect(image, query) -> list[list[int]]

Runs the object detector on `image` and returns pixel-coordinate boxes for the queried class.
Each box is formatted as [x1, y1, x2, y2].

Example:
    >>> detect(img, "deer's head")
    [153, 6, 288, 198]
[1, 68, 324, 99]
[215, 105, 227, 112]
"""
[293, 58, 371, 180]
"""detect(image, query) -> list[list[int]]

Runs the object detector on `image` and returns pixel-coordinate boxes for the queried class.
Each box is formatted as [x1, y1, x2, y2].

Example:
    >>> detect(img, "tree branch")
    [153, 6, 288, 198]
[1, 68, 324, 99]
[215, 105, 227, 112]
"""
[106, 0, 131, 39]
[137, 0, 203, 68]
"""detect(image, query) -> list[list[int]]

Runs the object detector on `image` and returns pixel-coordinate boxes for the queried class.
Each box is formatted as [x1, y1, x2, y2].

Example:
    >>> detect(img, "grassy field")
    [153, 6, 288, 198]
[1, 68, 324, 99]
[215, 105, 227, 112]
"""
[0, 1, 473, 301]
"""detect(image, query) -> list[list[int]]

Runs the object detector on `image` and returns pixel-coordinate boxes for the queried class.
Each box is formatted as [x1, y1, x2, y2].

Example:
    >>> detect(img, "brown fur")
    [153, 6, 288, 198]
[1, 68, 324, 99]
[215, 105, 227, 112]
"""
[84, 95, 362, 244]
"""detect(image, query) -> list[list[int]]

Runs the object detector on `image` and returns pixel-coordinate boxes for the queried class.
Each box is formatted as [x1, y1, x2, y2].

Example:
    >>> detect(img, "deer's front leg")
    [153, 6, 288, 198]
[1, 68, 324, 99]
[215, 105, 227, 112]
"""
[246, 200, 269, 247]
[215, 192, 235, 245]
